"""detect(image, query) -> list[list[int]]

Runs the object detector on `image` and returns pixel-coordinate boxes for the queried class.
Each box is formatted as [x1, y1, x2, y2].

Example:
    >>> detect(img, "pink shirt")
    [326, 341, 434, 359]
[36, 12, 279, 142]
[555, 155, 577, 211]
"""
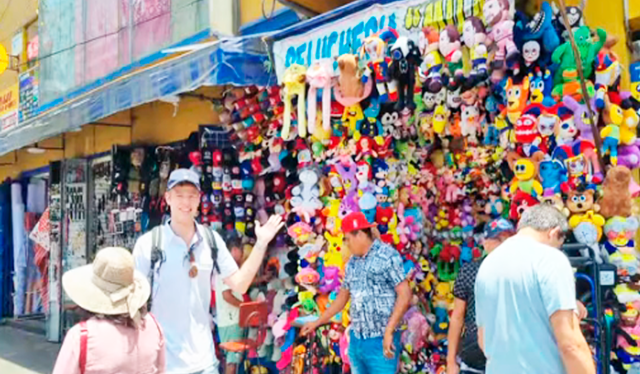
[52, 314, 166, 374]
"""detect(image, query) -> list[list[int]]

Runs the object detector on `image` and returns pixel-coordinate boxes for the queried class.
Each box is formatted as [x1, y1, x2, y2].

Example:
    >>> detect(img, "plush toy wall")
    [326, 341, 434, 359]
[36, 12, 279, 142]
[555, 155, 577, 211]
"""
[194, 1, 640, 373]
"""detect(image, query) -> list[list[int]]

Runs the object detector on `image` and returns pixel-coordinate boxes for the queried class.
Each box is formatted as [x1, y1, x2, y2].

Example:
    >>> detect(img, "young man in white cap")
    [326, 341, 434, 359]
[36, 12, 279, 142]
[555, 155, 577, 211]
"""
[301, 211, 412, 374]
[133, 168, 284, 374]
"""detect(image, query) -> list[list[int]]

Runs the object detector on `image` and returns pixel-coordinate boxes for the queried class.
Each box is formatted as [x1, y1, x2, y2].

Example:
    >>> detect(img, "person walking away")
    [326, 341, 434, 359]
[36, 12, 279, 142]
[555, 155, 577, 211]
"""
[447, 219, 515, 374]
[52, 247, 165, 374]
[133, 169, 284, 374]
[301, 212, 412, 374]
[475, 204, 595, 374]
[215, 234, 245, 374]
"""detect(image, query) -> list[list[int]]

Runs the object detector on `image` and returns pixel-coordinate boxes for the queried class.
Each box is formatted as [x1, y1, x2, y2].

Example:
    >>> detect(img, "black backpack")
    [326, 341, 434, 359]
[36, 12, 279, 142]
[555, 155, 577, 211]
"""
[147, 225, 221, 310]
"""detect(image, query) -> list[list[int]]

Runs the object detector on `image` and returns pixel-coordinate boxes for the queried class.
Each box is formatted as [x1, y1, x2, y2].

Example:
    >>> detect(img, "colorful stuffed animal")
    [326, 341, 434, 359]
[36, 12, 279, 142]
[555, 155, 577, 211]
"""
[563, 95, 598, 142]
[503, 76, 530, 125]
[389, 36, 422, 111]
[509, 191, 539, 220]
[539, 157, 569, 194]
[362, 29, 399, 103]
[306, 59, 333, 133]
[334, 54, 373, 108]
[528, 69, 554, 106]
[419, 27, 444, 93]
[598, 166, 634, 218]
[520, 2, 560, 56]
[604, 216, 639, 276]
[282, 64, 307, 139]
[460, 103, 482, 145]
[439, 25, 464, 87]
[601, 95, 624, 165]
[483, 0, 518, 72]
[594, 35, 622, 110]
[508, 152, 543, 197]
[552, 26, 606, 85]
[462, 16, 489, 83]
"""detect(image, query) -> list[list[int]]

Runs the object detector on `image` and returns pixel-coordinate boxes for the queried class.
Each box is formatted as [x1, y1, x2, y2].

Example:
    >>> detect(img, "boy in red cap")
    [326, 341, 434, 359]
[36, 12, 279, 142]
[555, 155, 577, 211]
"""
[302, 211, 412, 373]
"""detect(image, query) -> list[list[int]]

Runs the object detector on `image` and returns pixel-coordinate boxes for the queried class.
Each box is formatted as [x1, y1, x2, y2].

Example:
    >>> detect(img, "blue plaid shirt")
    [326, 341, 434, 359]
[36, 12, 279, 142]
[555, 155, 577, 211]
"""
[343, 239, 406, 339]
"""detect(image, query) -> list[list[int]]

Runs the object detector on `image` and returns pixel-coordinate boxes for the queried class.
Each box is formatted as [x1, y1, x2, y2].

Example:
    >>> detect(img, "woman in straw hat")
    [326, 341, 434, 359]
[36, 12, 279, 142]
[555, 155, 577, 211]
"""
[52, 247, 165, 374]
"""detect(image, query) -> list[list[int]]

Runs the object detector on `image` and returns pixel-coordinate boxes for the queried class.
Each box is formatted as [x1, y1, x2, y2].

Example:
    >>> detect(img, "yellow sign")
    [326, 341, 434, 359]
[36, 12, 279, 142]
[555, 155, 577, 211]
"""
[0, 84, 19, 116]
[0, 44, 8, 75]
[0, 84, 19, 133]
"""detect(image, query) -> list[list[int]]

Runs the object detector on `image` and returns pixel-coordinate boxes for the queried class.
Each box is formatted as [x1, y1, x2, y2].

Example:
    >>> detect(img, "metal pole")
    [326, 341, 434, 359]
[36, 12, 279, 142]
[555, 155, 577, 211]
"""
[556, 0, 606, 174]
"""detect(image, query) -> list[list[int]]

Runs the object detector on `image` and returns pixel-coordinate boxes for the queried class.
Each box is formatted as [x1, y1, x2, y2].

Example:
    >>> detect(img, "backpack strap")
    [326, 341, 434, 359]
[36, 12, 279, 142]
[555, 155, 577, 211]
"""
[79, 321, 88, 374]
[147, 226, 164, 311]
[201, 226, 220, 274]
[147, 313, 164, 340]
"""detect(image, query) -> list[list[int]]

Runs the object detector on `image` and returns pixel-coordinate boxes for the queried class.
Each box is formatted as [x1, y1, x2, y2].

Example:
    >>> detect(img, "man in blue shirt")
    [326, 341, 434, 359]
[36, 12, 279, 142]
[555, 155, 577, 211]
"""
[302, 211, 412, 374]
[475, 204, 594, 374]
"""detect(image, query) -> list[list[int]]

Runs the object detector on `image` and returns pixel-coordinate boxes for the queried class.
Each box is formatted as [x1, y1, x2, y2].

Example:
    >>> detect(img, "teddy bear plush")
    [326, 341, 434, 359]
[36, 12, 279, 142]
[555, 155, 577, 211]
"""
[566, 189, 599, 214]
[598, 165, 633, 218]
[338, 54, 364, 98]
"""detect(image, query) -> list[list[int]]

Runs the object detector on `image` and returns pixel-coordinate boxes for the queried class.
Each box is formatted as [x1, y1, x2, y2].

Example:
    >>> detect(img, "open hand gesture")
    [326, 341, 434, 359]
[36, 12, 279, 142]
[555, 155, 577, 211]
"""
[255, 215, 285, 245]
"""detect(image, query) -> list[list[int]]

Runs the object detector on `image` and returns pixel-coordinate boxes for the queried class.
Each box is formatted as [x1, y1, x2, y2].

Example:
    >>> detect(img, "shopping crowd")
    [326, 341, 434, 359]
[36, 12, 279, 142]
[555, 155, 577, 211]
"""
[52, 169, 595, 374]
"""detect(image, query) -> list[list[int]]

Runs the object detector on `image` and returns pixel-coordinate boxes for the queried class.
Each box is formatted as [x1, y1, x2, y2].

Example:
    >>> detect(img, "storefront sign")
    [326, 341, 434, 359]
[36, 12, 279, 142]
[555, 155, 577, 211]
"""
[19, 69, 39, 122]
[272, 0, 492, 83]
[0, 84, 19, 133]
[12, 32, 23, 56]
[27, 36, 38, 61]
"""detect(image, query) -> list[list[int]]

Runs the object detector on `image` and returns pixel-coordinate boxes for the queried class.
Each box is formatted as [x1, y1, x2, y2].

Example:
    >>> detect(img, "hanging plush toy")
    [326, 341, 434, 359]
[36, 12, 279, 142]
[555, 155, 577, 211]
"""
[519, 2, 559, 59]
[438, 25, 464, 88]
[598, 166, 634, 219]
[306, 59, 333, 133]
[389, 36, 422, 110]
[282, 64, 307, 139]
[462, 16, 489, 84]
[503, 76, 530, 125]
[563, 95, 598, 143]
[552, 26, 607, 85]
[419, 27, 445, 93]
[362, 29, 399, 103]
[594, 36, 622, 110]
[601, 95, 624, 165]
[483, 0, 519, 76]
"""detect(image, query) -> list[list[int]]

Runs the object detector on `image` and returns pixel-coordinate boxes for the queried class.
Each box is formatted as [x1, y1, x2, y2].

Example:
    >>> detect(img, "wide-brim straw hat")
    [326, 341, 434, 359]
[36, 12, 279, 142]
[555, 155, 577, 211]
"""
[62, 247, 150, 319]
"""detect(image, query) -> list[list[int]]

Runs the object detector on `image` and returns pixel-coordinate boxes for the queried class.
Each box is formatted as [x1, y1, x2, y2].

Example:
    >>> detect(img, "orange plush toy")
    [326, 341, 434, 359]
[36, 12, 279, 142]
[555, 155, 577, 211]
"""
[502, 76, 530, 125]
[598, 165, 634, 218]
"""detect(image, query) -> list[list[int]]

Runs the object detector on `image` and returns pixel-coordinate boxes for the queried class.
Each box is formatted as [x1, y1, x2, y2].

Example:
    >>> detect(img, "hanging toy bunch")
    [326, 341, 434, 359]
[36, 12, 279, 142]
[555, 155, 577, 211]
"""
[205, 0, 640, 372]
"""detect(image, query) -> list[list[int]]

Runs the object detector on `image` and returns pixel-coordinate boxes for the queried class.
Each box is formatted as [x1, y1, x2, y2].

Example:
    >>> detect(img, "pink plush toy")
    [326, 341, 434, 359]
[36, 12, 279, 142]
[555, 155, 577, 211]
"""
[306, 59, 333, 132]
[483, 0, 518, 73]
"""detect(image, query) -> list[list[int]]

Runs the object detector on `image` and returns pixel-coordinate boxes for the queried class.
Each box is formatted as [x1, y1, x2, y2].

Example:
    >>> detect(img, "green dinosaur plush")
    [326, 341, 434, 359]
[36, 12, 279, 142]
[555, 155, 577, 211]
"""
[551, 26, 607, 86]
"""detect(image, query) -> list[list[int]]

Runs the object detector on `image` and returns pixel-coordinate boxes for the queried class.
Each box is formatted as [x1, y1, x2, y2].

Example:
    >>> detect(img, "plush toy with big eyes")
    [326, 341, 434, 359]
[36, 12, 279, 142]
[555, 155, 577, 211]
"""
[389, 36, 422, 111]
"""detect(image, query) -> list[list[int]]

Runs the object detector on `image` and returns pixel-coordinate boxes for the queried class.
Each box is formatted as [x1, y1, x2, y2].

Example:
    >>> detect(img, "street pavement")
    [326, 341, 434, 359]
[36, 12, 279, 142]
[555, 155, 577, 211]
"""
[0, 325, 59, 374]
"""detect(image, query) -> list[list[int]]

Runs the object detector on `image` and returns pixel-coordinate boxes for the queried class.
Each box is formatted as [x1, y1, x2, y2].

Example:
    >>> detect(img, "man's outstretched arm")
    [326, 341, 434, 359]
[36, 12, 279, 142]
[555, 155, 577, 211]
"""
[224, 216, 284, 294]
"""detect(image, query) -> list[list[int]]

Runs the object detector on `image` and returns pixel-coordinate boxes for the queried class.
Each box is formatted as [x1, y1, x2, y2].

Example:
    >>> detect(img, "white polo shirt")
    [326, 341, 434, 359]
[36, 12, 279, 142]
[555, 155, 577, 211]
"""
[133, 222, 239, 374]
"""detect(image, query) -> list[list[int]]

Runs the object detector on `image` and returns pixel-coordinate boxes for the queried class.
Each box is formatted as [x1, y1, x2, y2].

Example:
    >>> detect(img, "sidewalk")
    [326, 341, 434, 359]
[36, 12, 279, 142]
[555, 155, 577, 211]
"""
[0, 325, 59, 374]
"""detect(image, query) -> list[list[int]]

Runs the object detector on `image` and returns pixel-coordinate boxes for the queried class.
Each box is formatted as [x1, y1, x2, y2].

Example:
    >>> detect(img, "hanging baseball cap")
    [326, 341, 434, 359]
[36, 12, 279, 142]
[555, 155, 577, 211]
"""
[483, 218, 515, 240]
[167, 168, 201, 191]
[342, 211, 375, 234]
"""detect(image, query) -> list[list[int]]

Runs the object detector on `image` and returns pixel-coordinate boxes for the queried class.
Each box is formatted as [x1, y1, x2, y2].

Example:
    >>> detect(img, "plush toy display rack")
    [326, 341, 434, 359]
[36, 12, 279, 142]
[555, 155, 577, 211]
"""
[185, 0, 640, 373]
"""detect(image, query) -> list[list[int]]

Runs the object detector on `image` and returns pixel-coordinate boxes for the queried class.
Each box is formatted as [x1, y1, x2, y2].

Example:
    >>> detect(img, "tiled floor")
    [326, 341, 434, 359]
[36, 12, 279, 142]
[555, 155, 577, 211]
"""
[0, 325, 59, 374]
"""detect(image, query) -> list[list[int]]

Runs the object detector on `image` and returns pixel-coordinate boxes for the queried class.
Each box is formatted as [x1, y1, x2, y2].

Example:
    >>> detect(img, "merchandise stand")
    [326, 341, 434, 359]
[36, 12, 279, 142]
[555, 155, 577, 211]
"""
[564, 242, 618, 374]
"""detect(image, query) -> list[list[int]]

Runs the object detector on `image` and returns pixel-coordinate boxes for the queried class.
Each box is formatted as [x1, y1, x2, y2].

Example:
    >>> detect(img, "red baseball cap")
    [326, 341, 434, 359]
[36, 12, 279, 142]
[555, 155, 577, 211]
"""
[342, 212, 375, 234]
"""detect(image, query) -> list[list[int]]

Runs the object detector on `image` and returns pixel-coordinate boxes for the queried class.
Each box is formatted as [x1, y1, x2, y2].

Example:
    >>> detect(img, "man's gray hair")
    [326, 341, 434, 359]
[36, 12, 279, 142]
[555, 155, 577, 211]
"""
[517, 204, 570, 233]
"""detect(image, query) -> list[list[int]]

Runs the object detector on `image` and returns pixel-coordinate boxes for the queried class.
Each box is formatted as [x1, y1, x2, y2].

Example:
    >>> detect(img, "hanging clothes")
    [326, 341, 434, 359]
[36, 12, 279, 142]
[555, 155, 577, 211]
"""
[30, 208, 51, 313]
[0, 181, 13, 318]
[11, 182, 26, 316]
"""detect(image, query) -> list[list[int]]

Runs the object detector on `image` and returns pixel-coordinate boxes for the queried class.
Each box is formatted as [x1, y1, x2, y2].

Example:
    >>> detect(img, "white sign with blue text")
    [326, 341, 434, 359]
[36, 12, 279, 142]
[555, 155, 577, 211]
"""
[272, 0, 490, 83]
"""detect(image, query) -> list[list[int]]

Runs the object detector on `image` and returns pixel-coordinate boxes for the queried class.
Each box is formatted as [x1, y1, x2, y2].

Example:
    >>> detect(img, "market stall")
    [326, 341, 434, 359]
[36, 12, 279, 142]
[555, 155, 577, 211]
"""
[177, 0, 640, 372]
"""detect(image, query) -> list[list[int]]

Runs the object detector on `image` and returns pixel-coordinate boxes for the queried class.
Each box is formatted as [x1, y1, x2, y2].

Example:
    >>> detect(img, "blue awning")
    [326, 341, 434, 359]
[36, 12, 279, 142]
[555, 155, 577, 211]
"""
[0, 34, 276, 156]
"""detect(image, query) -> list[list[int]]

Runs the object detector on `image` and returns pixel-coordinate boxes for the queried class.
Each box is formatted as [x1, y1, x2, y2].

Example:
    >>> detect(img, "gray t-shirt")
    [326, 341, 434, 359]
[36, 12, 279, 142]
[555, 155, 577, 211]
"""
[475, 235, 576, 374]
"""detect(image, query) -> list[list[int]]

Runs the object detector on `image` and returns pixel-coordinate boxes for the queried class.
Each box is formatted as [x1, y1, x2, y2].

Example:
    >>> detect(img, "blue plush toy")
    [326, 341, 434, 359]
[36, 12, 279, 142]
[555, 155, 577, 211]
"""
[539, 157, 569, 194]
[528, 69, 555, 107]
[523, 2, 560, 54]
